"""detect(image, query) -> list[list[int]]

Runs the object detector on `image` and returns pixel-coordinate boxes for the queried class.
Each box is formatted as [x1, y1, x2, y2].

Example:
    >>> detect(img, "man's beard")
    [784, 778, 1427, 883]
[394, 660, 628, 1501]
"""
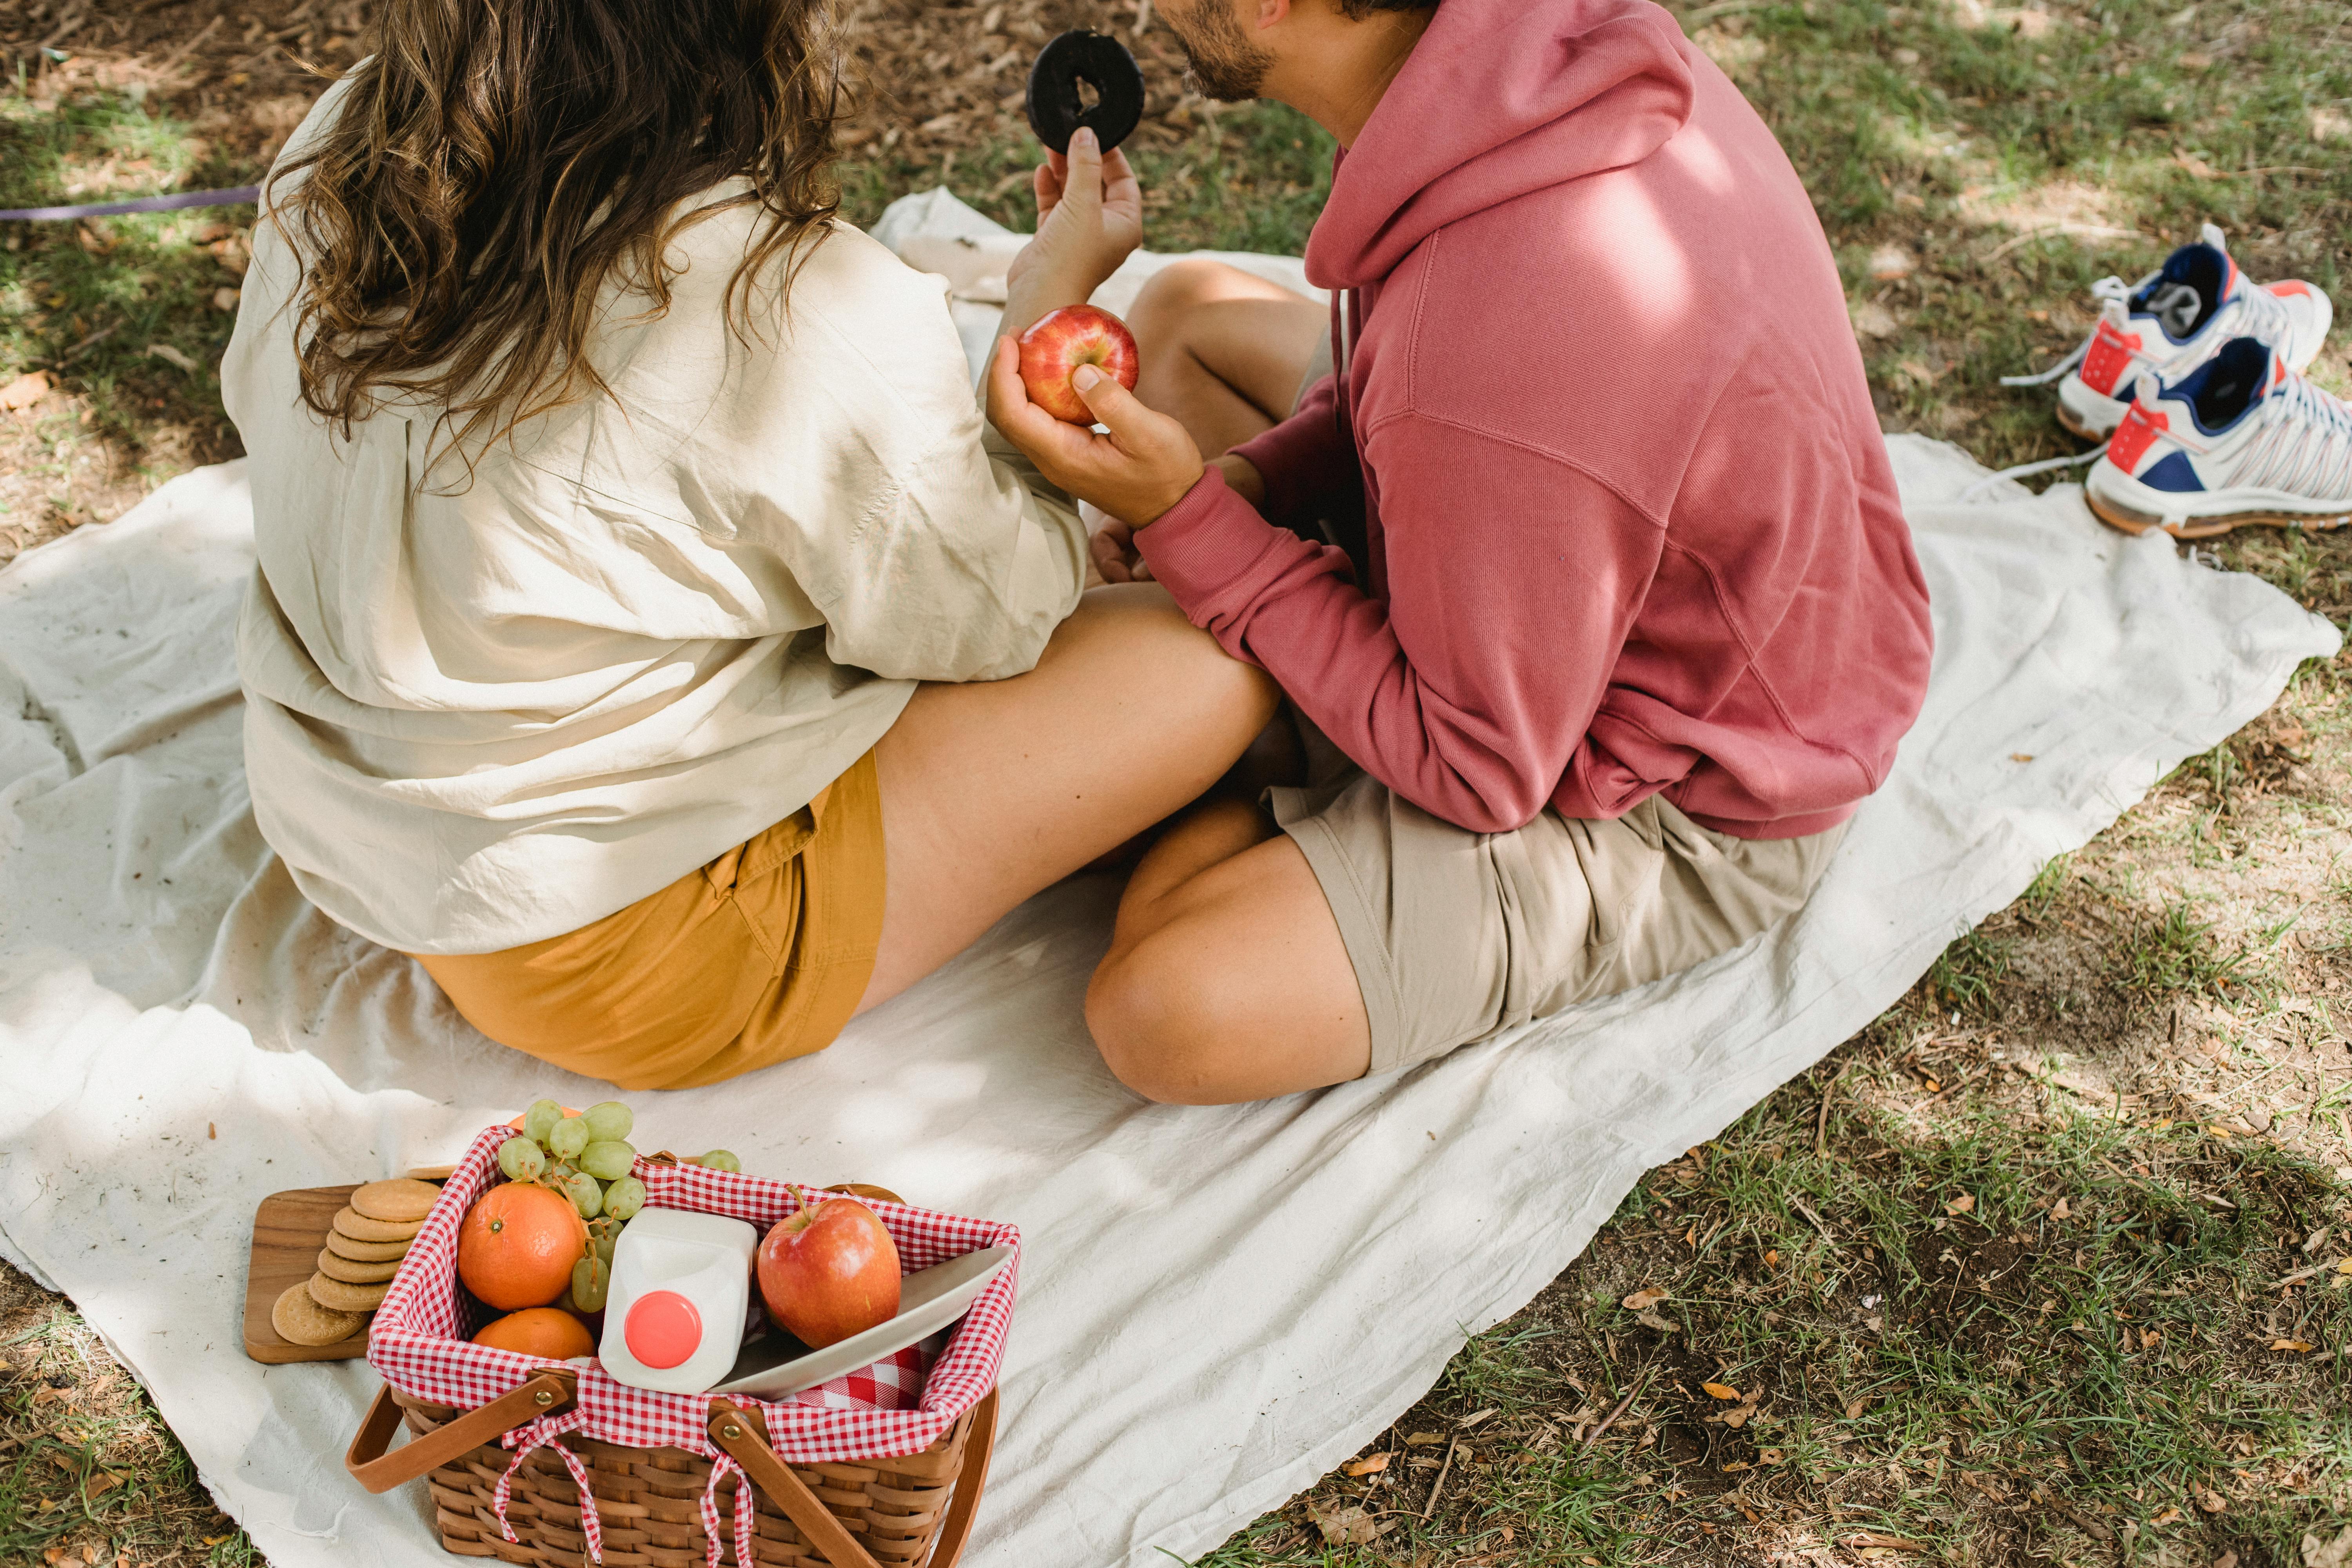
[1164, 0, 1274, 102]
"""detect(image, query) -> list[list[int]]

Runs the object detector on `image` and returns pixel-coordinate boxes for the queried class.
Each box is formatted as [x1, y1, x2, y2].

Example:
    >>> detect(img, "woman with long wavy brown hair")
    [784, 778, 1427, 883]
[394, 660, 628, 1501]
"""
[222, 0, 1274, 1089]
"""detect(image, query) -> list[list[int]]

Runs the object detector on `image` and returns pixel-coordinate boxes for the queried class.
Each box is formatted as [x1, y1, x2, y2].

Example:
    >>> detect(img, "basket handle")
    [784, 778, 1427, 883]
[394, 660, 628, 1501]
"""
[708, 1401, 886, 1568]
[926, 1388, 999, 1568]
[345, 1370, 576, 1495]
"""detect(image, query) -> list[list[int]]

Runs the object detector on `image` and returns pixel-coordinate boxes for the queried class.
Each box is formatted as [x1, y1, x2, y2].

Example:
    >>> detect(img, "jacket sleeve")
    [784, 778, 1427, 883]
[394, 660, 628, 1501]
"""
[1136, 413, 1664, 833]
[1227, 370, 1361, 535]
[849, 439, 1085, 683]
[728, 292, 1090, 687]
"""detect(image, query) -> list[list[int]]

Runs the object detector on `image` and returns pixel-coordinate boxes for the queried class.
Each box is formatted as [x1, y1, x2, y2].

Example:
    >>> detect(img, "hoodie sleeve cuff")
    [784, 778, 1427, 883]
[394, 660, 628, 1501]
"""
[1135, 467, 1296, 643]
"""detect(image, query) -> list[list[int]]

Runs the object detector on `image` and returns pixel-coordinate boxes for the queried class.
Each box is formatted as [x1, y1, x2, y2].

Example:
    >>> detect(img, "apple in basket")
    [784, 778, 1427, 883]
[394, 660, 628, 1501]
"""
[756, 1199, 901, 1348]
[1016, 305, 1138, 424]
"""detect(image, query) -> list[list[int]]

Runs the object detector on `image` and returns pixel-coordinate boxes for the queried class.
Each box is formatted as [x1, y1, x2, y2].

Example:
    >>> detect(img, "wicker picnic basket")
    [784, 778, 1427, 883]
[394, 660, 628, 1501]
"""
[345, 1130, 1018, 1568]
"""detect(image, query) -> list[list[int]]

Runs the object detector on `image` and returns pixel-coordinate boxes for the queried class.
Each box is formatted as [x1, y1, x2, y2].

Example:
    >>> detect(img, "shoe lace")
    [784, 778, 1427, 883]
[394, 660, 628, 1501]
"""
[1998, 276, 2135, 388]
[2222, 279, 2296, 352]
[2234, 372, 2352, 501]
[1970, 275, 2135, 495]
[1958, 442, 2109, 503]
[1957, 278, 2145, 501]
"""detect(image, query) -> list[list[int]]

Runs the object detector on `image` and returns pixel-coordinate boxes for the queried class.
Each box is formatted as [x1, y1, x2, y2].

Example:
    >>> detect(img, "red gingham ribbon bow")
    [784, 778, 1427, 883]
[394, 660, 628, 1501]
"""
[495, 1408, 604, 1562]
[699, 1450, 759, 1568]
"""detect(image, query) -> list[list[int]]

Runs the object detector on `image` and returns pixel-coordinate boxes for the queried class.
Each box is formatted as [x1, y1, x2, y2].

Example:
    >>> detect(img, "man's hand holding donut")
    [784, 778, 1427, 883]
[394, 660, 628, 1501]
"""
[1001, 127, 1141, 337]
[988, 339, 1205, 531]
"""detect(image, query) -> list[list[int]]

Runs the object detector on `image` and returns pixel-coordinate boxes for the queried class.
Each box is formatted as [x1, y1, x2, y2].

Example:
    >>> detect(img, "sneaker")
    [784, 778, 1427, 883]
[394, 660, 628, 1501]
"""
[2005, 225, 2333, 440]
[2085, 336, 2352, 537]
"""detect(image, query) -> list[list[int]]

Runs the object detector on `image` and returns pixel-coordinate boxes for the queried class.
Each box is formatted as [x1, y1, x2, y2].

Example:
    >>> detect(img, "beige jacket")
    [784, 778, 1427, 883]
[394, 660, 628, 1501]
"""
[225, 81, 1085, 955]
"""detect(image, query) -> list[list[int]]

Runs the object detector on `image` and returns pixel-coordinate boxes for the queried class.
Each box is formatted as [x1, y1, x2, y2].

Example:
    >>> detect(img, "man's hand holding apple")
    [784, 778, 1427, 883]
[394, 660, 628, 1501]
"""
[989, 123, 1256, 544]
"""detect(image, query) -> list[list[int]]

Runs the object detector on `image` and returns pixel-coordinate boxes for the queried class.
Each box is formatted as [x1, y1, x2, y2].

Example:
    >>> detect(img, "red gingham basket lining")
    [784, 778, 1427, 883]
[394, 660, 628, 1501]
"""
[370, 1127, 1018, 1466]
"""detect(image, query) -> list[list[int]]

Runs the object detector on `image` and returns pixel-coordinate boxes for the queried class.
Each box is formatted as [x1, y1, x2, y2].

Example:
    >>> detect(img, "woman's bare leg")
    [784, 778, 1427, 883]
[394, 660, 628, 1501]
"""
[857, 583, 1280, 1013]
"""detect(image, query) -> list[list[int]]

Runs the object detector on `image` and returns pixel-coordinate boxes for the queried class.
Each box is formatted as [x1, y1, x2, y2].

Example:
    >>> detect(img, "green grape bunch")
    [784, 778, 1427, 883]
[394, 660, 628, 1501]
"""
[498, 1098, 652, 1249]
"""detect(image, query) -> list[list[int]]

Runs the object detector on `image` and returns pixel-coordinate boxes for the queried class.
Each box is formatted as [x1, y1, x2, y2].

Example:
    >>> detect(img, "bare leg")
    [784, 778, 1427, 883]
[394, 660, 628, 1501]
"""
[1064, 263, 1363, 1103]
[1085, 801, 1372, 1103]
[1123, 258, 1323, 797]
[1126, 258, 1328, 456]
[857, 584, 1280, 1012]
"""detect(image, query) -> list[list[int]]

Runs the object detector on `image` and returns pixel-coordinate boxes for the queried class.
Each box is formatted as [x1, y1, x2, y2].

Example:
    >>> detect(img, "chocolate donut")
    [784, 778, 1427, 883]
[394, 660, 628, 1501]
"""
[1024, 31, 1145, 156]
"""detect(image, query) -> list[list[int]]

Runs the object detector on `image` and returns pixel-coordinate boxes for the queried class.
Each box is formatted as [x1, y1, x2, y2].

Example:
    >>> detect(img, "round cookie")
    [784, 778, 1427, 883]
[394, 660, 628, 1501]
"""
[349, 1178, 441, 1224]
[325, 1230, 411, 1264]
[273, 1281, 365, 1347]
[317, 1247, 403, 1285]
[333, 1206, 423, 1244]
[307, 1272, 391, 1312]
[1025, 31, 1144, 156]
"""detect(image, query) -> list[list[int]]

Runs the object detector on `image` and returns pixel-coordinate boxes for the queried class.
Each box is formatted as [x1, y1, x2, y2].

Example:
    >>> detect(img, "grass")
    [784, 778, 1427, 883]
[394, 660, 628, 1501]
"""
[0, 1268, 256, 1568]
[1691, 0, 2352, 470]
[0, 82, 250, 557]
[1192, 1028, 2352, 1566]
[4, 0, 2352, 1564]
[1928, 927, 2014, 1017]
[2117, 900, 2258, 1001]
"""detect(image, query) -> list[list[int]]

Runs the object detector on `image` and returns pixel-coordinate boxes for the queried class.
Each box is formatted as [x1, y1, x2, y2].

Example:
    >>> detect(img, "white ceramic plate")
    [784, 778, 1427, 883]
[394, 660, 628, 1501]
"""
[710, 1246, 1012, 1399]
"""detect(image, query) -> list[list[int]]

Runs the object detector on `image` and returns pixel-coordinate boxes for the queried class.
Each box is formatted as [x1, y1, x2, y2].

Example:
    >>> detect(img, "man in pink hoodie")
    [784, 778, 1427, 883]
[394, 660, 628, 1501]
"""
[990, 0, 1933, 1103]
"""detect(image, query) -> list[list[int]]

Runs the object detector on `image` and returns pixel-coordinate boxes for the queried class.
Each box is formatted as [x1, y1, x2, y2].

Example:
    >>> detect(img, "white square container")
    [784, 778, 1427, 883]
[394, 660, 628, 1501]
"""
[597, 1207, 759, 1394]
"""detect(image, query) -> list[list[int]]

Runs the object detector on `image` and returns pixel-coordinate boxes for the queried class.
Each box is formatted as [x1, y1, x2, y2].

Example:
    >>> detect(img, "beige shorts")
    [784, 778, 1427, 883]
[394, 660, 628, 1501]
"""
[1270, 740, 1847, 1076]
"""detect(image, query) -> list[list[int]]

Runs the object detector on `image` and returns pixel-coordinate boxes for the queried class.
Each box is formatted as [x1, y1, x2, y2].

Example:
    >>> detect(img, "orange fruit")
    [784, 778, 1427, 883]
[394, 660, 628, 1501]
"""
[458, 1182, 588, 1310]
[473, 1307, 595, 1360]
[505, 1105, 579, 1130]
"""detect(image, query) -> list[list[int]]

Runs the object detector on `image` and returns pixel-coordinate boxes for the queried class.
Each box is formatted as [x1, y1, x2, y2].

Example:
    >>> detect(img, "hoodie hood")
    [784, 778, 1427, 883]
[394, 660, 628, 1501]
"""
[1306, 0, 1695, 290]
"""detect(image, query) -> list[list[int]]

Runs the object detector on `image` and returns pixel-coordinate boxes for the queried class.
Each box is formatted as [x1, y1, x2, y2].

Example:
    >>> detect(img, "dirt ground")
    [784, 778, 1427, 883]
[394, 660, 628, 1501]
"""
[0, 0, 1207, 562]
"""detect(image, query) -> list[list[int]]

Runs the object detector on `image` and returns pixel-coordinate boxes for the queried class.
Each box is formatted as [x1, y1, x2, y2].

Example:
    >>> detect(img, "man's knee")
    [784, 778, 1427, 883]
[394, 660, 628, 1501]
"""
[1086, 929, 1247, 1106]
[1126, 258, 1250, 353]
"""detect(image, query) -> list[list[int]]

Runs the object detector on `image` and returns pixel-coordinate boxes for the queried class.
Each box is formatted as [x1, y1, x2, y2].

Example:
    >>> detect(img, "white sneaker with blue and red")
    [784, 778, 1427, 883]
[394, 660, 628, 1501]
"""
[2007, 225, 2333, 440]
[2085, 336, 2352, 537]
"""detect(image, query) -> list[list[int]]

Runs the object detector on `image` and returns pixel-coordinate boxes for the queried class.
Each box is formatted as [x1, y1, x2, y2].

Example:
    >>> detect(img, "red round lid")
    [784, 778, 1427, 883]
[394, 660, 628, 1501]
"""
[624, 1289, 702, 1370]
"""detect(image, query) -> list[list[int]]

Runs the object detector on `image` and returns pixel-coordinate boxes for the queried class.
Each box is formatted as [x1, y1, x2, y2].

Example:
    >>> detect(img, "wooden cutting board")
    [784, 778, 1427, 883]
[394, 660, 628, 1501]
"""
[243, 1183, 374, 1364]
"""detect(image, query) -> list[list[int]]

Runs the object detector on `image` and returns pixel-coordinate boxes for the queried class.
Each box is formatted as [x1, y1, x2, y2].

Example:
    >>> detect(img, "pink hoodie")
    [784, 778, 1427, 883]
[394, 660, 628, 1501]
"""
[1136, 0, 1933, 839]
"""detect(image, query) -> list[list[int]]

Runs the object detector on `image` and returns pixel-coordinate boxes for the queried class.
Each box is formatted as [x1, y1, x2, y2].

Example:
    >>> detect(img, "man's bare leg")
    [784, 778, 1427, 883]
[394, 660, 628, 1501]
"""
[858, 584, 1280, 1013]
[1068, 262, 1374, 1104]
[1126, 258, 1328, 461]
[1086, 804, 1372, 1102]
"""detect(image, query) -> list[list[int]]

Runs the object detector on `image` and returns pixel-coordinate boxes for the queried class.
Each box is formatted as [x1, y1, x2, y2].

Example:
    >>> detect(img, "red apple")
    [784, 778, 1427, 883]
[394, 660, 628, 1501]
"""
[756, 1199, 901, 1348]
[1016, 304, 1140, 424]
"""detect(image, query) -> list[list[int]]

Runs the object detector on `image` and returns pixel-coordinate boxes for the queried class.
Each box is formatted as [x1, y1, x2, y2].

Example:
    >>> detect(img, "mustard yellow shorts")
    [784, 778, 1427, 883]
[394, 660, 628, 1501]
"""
[416, 750, 887, 1091]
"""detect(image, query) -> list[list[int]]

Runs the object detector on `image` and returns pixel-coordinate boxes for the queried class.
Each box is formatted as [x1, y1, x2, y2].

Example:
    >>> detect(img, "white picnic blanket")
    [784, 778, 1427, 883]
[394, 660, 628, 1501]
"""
[0, 191, 2337, 1568]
